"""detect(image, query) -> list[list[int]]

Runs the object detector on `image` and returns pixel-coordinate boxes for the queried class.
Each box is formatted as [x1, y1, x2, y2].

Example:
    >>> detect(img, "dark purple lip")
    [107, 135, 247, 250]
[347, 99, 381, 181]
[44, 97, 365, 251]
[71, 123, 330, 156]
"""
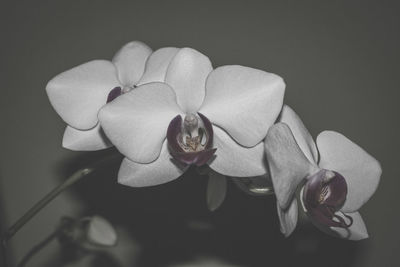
[170, 148, 217, 166]
[167, 112, 216, 166]
[303, 169, 353, 228]
[106, 86, 122, 103]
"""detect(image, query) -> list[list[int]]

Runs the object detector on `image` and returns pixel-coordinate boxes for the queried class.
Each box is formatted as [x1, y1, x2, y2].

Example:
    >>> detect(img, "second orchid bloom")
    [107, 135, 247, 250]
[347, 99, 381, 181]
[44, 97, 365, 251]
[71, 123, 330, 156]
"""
[265, 105, 381, 240]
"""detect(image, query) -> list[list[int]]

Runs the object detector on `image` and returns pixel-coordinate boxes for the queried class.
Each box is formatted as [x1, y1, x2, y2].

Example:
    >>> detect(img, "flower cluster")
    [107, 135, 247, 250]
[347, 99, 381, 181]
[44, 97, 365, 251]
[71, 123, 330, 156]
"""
[46, 41, 381, 240]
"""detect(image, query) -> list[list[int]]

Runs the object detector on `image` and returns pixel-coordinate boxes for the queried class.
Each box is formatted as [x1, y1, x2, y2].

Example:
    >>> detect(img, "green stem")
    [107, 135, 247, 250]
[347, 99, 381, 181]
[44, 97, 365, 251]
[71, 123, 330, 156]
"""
[1, 153, 121, 267]
[2, 168, 92, 243]
[16, 230, 59, 267]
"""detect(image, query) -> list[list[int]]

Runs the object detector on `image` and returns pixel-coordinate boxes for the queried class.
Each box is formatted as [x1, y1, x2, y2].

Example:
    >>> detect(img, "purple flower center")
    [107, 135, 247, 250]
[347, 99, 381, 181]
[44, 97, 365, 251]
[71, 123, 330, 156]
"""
[302, 169, 353, 228]
[167, 113, 216, 166]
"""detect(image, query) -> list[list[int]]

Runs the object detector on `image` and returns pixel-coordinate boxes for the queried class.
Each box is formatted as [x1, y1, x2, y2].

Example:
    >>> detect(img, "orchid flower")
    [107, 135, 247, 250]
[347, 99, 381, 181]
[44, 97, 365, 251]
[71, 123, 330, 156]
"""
[265, 105, 382, 240]
[98, 48, 285, 189]
[46, 41, 153, 151]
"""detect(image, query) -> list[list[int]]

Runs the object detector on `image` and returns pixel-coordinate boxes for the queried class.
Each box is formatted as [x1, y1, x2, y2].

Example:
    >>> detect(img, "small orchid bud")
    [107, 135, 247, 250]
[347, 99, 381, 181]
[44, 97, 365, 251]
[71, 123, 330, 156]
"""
[58, 215, 117, 251]
[233, 176, 274, 196]
[87, 216, 118, 246]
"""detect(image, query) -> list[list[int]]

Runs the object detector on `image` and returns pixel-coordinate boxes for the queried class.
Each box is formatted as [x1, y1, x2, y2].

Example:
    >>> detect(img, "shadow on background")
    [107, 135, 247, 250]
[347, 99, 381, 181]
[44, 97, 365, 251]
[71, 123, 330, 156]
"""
[1, 173, 7, 266]
[45, 151, 363, 267]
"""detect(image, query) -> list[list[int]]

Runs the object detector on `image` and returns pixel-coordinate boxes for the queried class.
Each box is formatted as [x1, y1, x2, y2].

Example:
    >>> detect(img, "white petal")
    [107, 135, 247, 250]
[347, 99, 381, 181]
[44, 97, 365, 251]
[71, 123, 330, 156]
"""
[118, 141, 187, 187]
[208, 126, 268, 177]
[206, 171, 227, 212]
[165, 48, 212, 113]
[87, 216, 117, 246]
[62, 125, 112, 151]
[279, 105, 318, 163]
[277, 199, 298, 237]
[138, 47, 180, 85]
[112, 41, 152, 86]
[330, 212, 369, 240]
[99, 82, 182, 163]
[317, 131, 382, 212]
[199, 65, 285, 147]
[265, 123, 320, 210]
[46, 60, 119, 130]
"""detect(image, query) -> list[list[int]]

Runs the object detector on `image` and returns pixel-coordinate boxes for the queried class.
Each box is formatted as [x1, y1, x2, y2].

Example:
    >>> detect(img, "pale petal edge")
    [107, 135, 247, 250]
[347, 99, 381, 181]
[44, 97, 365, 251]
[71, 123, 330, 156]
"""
[316, 130, 382, 212]
[62, 125, 112, 151]
[117, 141, 187, 187]
[265, 122, 319, 210]
[206, 171, 227, 212]
[277, 199, 298, 237]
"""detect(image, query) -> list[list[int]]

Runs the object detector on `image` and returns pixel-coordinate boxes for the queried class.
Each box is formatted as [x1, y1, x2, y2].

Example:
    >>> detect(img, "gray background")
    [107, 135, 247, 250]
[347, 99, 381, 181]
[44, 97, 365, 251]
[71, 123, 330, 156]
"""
[1, 0, 399, 266]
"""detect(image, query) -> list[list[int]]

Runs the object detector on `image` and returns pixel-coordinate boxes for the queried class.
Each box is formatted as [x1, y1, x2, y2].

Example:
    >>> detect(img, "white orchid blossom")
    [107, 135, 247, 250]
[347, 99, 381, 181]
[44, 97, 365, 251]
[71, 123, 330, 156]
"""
[265, 105, 382, 240]
[46, 41, 154, 151]
[98, 47, 285, 188]
[8, 42, 382, 265]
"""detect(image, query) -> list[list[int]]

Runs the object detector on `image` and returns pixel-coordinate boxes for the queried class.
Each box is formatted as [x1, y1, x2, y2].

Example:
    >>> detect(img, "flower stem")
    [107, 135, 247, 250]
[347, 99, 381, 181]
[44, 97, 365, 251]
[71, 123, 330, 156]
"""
[1, 153, 121, 267]
[16, 229, 59, 267]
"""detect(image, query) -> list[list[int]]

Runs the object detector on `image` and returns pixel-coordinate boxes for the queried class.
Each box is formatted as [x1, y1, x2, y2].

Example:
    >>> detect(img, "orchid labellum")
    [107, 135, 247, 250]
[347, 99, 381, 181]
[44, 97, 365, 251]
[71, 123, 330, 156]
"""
[265, 105, 382, 240]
